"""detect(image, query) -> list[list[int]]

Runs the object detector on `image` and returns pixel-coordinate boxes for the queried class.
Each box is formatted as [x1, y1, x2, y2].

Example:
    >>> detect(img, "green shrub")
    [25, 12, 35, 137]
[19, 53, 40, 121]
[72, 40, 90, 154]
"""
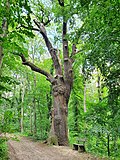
[0, 138, 8, 160]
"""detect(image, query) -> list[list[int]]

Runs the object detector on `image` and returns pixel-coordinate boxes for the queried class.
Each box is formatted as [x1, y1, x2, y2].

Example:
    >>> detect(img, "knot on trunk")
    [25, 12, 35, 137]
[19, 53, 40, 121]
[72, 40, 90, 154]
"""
[52, 84, 65, 96]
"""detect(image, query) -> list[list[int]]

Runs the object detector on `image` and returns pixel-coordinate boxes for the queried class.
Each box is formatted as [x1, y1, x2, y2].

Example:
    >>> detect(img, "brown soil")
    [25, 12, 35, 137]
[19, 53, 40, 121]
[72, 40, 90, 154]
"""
[8, 137, 106, 160]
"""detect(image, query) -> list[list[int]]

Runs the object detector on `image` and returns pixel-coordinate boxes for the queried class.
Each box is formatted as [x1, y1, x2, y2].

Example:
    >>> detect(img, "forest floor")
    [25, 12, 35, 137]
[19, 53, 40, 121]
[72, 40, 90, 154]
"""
[7, 136, 107, 160]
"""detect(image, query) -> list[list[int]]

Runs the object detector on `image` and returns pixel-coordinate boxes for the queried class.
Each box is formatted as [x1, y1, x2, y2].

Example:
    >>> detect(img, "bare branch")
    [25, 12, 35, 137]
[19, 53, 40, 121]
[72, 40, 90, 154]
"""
[33, 19, 47, 35]
[71, 44, 83, 56]
[34, 3, 51, 26]
[17, 25, 40, 32]
[33, 19, 63, 75]
[18, 53, 56, 84]
[18, 19, 62, 76]
[44, 18, 51, 26]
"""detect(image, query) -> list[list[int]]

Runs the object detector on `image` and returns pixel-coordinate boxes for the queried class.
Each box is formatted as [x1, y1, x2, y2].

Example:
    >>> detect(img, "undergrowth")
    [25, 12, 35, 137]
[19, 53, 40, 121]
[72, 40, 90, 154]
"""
[0, 138, 8, 160]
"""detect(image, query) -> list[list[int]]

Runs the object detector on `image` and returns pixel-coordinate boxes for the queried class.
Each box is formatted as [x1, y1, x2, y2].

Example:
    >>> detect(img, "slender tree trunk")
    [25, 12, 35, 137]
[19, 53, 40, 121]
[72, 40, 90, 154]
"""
[30, 106, 33, 134]
[74, 102, 79, 133]
[20, 84, 25, 133]
[20, 105, 24, 133]
[33, 94, 37, 136]
[26, 73, 33, 134]
[0, 1, 9, 72]
[107, 133, 110, 157]
[113, 132, 117, 153]
[97, 72, 102, 101]
[0, 45, 3, 72]
[37, 100, 42, 138]
[31, 45, 37, 136]
[0, 20, 5, 74]
[83, 81, 87, 112]
[0, 20, 5, 71]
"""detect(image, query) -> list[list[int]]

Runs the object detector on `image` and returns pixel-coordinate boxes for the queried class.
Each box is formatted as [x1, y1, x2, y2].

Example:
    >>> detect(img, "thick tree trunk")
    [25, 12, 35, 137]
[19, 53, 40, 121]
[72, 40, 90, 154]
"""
[49, 83, 69, 146]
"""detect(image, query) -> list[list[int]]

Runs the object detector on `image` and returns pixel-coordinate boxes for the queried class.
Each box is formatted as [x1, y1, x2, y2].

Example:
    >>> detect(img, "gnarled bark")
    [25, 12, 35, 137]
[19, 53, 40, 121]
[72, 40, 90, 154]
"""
[52, 83, 68, 145]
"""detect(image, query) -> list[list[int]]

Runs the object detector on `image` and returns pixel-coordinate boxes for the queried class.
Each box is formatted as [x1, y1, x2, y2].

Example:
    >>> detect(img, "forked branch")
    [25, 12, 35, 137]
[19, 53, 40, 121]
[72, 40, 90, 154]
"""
[18, 19, 62, 75]
[33, 19, 62, 75]
[17, 24, 39, 32]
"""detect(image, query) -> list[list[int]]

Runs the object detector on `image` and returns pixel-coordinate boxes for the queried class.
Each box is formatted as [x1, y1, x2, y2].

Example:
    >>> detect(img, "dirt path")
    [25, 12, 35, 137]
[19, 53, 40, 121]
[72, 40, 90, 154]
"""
[8, 137, 104, 160]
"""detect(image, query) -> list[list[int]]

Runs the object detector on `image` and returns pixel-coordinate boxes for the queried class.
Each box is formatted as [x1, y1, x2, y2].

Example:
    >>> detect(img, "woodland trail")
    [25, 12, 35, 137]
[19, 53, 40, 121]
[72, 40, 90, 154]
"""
[8, 137, 105, 160]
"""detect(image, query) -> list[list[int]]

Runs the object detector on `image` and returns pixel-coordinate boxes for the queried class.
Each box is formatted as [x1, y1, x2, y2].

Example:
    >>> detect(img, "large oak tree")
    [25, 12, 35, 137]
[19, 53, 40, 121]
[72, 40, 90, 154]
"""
[13, 0, 79, 145]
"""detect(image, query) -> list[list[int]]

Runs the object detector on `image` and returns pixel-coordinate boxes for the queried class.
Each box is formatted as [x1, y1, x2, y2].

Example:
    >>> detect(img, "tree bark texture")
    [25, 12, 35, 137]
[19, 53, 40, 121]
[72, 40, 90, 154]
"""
[52, 82, 68, 145]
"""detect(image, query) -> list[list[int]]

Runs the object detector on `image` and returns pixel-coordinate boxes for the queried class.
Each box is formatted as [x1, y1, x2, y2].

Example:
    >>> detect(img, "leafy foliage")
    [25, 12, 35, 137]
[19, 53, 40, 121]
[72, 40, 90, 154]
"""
[0, 0, 119, 159]
[0, 138, 8, 160]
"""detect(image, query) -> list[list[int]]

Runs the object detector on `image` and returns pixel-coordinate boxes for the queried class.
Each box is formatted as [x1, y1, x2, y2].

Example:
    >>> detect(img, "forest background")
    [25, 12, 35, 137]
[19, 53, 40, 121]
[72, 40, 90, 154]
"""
[0, 0, 120, 159]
